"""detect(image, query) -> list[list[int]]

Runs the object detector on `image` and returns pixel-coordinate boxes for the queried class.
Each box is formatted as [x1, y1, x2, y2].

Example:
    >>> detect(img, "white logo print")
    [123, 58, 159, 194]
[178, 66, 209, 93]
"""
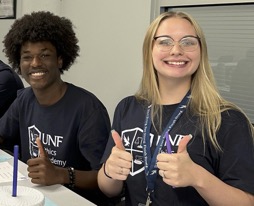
[122, 127, 154, 176]
[121, 128, 188, 176]
[28, 125, 41, 158]
[27, 125, 66, 167]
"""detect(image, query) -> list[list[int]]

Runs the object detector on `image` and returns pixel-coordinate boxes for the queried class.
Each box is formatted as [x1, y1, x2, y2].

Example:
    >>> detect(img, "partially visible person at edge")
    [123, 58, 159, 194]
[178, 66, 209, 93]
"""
[0, 60, 24, 152]
[98, 11, 254, 206]
[0, 11, 111, 205]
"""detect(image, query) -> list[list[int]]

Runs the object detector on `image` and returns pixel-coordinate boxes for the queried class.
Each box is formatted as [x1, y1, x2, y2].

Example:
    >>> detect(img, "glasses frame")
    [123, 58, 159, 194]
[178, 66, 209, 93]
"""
[153, 35, 200, 52]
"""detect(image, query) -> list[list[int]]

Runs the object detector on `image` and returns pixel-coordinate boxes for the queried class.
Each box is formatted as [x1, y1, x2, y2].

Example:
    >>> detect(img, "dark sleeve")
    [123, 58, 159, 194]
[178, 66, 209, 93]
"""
[0, 68, 24, 117]
[0, 97, 21, 151]
[0, 69, 16, 117]
[100, 98, 127, 163]
[217, 110, 254, 195]
[78, 99, 111, 170]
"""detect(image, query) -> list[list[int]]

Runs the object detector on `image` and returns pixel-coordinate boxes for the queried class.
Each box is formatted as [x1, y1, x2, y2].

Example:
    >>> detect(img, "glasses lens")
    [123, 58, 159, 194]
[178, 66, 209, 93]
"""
[180, 37, 199, 52]
[155, 37, 173, 52]
[155, 36, 199, 52]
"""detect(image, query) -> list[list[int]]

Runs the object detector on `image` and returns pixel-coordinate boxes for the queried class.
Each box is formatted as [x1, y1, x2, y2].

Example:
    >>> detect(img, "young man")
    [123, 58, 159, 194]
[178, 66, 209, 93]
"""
[0, 11, 111, 205]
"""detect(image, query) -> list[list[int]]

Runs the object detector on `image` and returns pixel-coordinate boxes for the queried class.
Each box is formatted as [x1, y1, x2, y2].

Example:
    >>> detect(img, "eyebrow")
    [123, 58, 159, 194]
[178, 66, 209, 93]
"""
[21, 48, 51, 54]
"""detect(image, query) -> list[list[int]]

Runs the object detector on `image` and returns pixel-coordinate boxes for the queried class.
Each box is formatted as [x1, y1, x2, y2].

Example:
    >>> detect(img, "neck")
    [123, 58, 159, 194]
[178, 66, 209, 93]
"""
[34, 81, 67, 106]
[159, 78, 191, 105]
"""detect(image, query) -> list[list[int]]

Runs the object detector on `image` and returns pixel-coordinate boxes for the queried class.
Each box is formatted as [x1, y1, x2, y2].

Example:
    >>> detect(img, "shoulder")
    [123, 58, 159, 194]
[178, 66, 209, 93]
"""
[113, 95, 147, 119]
[0, 61, 11, 72]
[17, 87, 34, 100]
[116, 95, 144, 110]
[67, 83, 102, 101]
[4, 87, 34, 111]
[0, 65, 13, 83]
[0, 63, 24, 88]
[221, 109, 249, 126]
[218, 108, 253, 145]
[65, 83, 107, 109]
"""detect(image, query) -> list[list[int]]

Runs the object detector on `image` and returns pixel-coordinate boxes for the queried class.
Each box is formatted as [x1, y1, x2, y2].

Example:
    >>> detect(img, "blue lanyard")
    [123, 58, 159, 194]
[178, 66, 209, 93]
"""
[142, 90, 191, 193]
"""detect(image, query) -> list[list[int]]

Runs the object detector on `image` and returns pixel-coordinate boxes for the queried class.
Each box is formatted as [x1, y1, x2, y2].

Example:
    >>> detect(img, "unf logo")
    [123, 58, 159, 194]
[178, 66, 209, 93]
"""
[28, 125, 41, 158]
[122, 127, 154, 176]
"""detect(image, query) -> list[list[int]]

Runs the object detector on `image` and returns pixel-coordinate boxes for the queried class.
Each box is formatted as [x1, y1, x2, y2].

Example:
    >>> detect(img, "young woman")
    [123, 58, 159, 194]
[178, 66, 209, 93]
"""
[98, 11, 254, 205]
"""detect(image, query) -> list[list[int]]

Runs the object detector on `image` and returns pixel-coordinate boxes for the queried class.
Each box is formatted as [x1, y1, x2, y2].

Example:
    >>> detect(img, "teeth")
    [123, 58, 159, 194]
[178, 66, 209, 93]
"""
[31, 72, 45, 76]
[167, 61, 185, 65]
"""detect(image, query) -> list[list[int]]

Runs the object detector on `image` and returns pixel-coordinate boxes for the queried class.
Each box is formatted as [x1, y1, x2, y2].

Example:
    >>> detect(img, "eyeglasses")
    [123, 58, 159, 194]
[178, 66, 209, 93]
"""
[153, 35, 200, 52]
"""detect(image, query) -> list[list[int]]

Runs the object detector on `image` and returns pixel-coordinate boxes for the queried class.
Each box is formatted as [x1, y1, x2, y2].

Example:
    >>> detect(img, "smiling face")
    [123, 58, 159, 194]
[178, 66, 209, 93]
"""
[152, 17, 200, 84]
[20, 41, 63, 90]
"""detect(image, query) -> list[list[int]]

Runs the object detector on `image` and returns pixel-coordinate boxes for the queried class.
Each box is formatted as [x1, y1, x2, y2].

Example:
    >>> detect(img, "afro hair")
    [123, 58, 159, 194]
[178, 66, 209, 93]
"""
[3, 11, 80, 74]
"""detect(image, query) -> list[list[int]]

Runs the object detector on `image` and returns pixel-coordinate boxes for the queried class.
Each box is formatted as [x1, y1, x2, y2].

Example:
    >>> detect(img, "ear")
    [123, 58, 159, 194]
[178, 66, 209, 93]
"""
[58, 56, 63, 68]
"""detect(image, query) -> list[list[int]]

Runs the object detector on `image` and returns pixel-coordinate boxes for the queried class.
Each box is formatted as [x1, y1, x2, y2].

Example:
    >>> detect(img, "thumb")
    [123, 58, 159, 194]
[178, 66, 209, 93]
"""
[177, 135, 192, 153]
[111, 130, 125, 150]
[36, 137, 47, 157]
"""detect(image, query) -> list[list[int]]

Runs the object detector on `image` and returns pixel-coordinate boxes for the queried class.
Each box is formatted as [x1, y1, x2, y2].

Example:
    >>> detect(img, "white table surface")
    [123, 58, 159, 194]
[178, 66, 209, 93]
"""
[0, 149, 96, 206]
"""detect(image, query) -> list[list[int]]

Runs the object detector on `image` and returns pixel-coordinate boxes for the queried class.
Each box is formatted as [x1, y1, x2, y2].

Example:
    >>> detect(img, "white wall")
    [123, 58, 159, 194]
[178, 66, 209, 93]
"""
[0, 0, 151, 121]
[61, 1, 151, 121]
[1, 0, 248, 121]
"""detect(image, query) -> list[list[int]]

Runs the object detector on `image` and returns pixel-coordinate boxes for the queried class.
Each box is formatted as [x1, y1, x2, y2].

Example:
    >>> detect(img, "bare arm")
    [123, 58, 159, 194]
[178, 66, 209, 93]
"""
[157, 136, 254, 206]
[98, 130, 132, 197]
[98, 163, 124, 197]
[193, 164, 254, 206]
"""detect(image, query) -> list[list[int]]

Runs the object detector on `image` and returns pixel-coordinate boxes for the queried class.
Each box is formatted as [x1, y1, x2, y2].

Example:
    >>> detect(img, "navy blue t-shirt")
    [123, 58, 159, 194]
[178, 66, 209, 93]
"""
[101, 96, 254, 206]
[0, 60, 24, 152]
[0, 60, 24, 117]
[0, 83, 110, 171]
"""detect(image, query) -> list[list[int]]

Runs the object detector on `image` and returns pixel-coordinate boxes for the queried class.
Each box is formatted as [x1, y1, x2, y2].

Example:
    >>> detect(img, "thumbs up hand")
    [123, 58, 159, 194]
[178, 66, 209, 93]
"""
[177, 135, 192, 153]
[112, 130, 125, 150]
[157, 135, 198, 187]
[35, 137, 47, 158]
[27, 138, 61, 186]
[104, 130, 132, 180]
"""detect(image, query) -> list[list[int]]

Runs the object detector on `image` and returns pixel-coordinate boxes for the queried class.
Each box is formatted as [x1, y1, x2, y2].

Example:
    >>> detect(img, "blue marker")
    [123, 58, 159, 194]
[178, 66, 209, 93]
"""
[12, 145, 19, 197]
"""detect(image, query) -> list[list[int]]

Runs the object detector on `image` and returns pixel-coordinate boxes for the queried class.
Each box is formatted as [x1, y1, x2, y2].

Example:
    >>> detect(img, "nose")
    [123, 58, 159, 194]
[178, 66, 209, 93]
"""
[169, 42, 183, 55]
[30, 56, 43, 67]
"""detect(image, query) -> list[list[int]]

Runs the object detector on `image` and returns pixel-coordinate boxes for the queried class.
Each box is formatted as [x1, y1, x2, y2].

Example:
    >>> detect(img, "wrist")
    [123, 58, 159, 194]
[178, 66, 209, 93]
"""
[54, 166, 68, 185]
[192, 164, 207, 188]
[67, 167, 75, 188]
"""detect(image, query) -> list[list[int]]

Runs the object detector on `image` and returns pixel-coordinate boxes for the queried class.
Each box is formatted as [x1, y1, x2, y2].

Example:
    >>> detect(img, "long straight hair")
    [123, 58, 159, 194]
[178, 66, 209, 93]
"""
[135, 11, 254, 151]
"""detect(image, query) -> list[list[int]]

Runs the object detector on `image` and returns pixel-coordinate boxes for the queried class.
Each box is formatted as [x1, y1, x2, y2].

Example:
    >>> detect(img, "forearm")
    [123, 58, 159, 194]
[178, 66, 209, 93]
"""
[75, 170, 98, 189]
[55, 167, 98, 189]
[193, 165, 254, 206]
[98, 164, 124, 198]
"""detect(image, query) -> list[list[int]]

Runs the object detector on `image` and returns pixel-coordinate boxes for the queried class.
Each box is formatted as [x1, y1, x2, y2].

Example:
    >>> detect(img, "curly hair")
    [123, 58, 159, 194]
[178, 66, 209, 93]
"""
[3, 11, 80, 74]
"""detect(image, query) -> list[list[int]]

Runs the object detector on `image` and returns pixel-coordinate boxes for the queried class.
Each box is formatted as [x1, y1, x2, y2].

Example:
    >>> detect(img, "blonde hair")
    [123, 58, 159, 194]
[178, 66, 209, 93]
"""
[135, 11, 254, 151]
